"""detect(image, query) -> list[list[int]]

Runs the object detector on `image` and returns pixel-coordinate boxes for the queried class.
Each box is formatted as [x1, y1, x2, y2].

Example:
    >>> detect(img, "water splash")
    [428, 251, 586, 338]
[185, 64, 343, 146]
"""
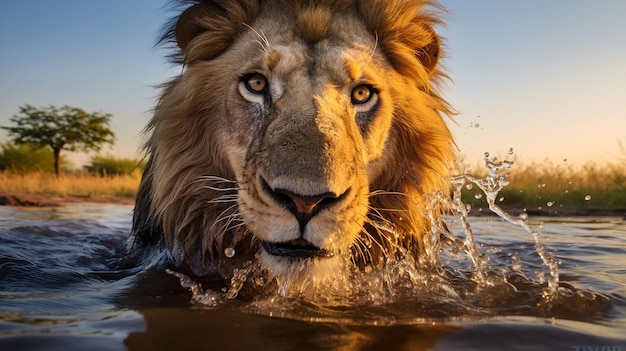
[169, 154, 574, 314]
[224, 247, 236, 258]
[450, 155, 560, 300]
[166, 269, 225, 306]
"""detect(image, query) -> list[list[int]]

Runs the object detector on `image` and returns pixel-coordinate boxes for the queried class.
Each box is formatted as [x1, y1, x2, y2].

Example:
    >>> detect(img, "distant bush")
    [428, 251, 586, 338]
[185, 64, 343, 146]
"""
[0, 142, 56, 174]
[85, 155, 146, 176]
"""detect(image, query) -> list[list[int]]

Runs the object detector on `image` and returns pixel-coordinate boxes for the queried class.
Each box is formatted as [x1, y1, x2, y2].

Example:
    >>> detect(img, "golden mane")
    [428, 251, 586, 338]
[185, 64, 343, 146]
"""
[133, 0, 455, 276]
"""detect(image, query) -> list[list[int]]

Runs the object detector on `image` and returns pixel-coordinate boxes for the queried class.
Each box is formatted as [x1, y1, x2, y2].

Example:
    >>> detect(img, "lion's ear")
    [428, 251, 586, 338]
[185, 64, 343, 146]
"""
[173, 3, 258, 62]
[175, 4, 212, 52]
[419, 25, 441, 75]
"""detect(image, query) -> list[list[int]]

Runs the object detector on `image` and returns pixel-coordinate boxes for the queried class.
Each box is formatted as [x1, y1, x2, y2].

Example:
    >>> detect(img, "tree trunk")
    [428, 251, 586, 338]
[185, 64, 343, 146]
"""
[53, 148, 61, 177]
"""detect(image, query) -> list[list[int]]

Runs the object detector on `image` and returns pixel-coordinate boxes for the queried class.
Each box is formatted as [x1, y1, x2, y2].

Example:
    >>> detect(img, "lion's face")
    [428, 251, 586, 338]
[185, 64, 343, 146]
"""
[235, 43, 389, 276]
[135, 1, 455, 279]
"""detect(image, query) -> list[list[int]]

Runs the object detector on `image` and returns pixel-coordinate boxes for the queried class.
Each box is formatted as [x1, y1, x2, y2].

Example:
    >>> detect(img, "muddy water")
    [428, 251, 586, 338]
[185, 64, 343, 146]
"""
[0, 203, 624, 350]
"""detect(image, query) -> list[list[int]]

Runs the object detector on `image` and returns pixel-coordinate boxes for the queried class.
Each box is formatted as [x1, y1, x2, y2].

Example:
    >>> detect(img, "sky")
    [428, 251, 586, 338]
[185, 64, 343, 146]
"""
[1, 0, 625, 168]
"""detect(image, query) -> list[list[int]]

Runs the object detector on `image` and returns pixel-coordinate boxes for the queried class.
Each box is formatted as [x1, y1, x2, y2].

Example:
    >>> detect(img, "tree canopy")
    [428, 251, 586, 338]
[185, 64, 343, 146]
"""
[1, 104, 116, 176]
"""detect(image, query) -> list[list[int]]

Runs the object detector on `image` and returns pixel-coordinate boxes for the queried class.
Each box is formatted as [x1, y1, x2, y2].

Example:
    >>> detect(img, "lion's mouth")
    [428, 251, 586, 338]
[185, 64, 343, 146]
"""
[261, 239, 334, 259]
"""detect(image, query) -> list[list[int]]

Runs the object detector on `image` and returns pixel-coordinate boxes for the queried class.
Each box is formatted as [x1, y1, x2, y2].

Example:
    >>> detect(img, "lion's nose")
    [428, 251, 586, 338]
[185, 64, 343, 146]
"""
[261, 180, 349, 231]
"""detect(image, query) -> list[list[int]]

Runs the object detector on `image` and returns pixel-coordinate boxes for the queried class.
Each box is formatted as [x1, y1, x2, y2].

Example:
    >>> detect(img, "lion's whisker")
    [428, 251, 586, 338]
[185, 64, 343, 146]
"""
[207, 195, 239, 204]
[214, 216, 245, 241]
[368, 189, 407, 197]
[211, 204, 239, 228]
[350, 239, 365, 265]
[220, 221, 247, 238]
[195, 175, 241, 184]
[361, 212, 408, 256]
[213, 204, 240, 219]
[369, 32, 379, 60]
[243, 22, 271, 55]
[202, 186, 240, 193]
[368, 206, 409, 214]
[352, 233, 373, 265]
[356, 216, 389, 252]
[367, 206, 406, 229]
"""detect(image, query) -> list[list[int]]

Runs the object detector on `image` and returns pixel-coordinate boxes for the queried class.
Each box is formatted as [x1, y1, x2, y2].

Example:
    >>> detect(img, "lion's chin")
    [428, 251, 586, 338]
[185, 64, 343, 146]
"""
[258, 249, 343, 282]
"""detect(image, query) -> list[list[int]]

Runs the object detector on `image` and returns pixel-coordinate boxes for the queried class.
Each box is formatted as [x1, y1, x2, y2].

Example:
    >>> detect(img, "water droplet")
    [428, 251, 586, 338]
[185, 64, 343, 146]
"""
[474, 193, 483, 199]
[499, 197, 505, 202]
[547, 201, 554, 207]
[224, 247, 235, 258]
[519, 213, 528, 220]
[584, 195, 592, 201]
[465, 183, 473, 190]
[474, 123, 480, 128]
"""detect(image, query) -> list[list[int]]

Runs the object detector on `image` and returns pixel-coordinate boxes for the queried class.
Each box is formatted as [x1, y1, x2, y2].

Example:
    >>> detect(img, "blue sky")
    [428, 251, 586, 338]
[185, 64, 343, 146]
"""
[1, 0, 625, 168]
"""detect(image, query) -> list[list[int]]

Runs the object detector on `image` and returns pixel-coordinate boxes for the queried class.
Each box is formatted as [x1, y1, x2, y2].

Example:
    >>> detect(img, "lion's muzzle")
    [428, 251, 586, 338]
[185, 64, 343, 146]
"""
[261, 178, 350, 230]
[259, 178, 350, 258]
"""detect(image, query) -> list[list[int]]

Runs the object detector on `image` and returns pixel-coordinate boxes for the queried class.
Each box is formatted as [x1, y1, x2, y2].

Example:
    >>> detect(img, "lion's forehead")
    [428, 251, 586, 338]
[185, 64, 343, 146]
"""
[237, 10, 382, 88]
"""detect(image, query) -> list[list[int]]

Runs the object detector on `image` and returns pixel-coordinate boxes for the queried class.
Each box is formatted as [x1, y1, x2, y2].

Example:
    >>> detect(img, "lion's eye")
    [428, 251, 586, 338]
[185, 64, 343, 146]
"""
[350, 84, 378, 113]
[244, 73, 268, 94]
[239, 73, 269, 105]
[351, 85, 372, 104]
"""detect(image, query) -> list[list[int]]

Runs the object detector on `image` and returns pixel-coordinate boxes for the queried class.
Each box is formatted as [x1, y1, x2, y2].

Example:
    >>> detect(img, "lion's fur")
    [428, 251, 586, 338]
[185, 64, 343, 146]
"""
[132, 0, 456, 278]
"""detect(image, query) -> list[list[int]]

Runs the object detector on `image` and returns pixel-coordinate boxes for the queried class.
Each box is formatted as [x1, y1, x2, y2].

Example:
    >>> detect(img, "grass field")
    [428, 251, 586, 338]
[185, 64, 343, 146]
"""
[1, 159, 624, 209]
[0, 171, 141, 198]
[459, 159, 626, 210]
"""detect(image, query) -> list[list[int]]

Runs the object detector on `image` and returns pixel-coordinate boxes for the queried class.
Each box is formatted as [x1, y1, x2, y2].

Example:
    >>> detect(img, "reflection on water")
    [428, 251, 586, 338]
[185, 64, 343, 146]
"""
[0, 199, 625, 350]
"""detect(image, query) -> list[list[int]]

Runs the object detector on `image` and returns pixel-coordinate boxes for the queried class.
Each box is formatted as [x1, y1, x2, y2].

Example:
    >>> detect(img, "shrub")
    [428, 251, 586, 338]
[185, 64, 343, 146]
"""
[0, 142, 56, 174]
[85, 155, 146, 176]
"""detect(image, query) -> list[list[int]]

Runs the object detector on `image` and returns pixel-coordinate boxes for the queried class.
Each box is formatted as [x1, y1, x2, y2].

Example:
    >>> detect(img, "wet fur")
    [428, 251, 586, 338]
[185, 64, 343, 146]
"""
[132, 0, 455, 278]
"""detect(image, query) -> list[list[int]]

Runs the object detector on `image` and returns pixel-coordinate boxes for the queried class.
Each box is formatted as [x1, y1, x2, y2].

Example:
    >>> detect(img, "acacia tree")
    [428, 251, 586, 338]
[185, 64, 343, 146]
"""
[1, 104, 116, 176]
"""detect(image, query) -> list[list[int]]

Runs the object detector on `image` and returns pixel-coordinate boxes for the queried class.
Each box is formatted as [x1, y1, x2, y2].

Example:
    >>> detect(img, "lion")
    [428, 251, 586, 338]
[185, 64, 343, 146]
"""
[131, 0, 455, 283]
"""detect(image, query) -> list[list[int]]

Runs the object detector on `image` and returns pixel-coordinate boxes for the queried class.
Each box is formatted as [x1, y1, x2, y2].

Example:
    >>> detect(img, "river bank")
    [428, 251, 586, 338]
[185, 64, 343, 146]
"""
[0, 193, 134, 207]
[468, 205, 626, 218]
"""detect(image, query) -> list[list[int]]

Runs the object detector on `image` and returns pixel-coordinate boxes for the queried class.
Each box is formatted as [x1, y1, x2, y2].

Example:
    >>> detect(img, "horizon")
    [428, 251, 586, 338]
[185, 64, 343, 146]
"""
[1, 0, 625, 168]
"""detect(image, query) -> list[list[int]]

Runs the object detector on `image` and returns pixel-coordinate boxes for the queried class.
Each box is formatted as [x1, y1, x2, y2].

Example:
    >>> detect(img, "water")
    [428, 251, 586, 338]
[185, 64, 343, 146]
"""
[1, 200, 625, 350]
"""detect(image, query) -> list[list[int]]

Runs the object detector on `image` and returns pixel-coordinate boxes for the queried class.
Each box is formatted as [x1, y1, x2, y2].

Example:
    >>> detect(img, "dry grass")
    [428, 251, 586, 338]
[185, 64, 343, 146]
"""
[0, 171, 141, 198]
[460, 159, 626, 209]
